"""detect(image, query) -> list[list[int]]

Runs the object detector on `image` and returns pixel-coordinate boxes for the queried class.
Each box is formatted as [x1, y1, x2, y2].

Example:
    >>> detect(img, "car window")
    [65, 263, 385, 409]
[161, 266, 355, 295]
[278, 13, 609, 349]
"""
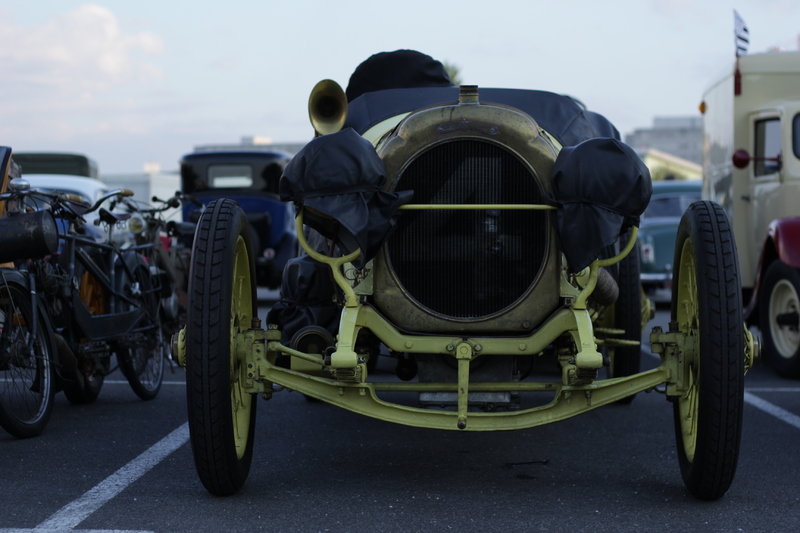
[754, 117, 781, 177]
[208, 164, 253, 188]
[643, 192, 701, 218]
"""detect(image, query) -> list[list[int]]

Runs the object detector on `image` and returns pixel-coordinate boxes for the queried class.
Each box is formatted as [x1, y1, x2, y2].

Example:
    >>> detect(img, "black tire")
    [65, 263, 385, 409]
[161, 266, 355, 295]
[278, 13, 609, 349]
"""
[670, 201, 744, 500]
[607, 230, 642, 403]
[63, 370, 104, 404]
[0, 279, 56, 438]
[118, 263, 165, 401]
[186, 199, 258, 496]
[759, 260, 800, 378]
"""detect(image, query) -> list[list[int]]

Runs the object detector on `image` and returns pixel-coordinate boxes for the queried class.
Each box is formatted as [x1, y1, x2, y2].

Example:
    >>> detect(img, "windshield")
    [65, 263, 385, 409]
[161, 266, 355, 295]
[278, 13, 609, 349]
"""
[208, 164, 253, 188]
[643, 193, 701, 218]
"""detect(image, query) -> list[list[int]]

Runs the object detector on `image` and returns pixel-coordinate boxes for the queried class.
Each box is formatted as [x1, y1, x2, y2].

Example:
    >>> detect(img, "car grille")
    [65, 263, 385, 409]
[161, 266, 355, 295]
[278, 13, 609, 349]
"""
[386, 140, 548, 319]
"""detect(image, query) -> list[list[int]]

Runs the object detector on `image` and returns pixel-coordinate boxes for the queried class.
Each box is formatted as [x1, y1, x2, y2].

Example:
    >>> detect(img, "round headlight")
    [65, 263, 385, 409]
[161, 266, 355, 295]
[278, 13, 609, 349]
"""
[128, 215, 145, 234]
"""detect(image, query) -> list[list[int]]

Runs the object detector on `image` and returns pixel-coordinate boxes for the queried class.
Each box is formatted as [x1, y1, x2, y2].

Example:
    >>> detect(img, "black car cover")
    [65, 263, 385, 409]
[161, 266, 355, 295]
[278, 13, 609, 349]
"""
[266, 254, 341, 344]
[549, 137, 652, 272]
[279, 127, 413, 269]
[343, 86, 620, 146]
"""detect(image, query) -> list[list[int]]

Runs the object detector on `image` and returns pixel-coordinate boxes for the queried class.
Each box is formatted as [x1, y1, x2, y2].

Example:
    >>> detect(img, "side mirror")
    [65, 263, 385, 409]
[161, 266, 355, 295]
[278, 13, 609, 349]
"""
[732, 148, 783, 171]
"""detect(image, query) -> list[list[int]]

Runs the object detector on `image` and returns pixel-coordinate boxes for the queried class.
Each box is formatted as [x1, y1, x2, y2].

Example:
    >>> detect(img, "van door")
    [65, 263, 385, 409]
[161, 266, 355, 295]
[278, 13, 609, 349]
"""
[747, 110, 783, 274]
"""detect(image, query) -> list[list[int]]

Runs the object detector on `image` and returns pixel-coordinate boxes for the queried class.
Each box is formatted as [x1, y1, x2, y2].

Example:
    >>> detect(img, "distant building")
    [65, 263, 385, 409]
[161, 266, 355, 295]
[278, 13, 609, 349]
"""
[625, 116, 702, 165]
[102, 170, 181, 208]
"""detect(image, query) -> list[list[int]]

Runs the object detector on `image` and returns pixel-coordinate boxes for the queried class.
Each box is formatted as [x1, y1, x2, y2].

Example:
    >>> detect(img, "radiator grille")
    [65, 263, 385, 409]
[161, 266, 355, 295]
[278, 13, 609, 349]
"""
[387, 140, 548, 319]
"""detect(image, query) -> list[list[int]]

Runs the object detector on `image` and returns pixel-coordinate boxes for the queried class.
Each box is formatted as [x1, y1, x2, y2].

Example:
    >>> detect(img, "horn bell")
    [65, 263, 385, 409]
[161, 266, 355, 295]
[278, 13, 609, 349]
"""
[308, 79, 347, 136]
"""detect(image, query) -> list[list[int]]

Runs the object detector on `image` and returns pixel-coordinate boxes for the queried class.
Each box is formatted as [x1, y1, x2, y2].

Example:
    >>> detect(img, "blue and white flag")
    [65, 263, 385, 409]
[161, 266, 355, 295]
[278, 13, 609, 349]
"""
[734, 10, 749, 57]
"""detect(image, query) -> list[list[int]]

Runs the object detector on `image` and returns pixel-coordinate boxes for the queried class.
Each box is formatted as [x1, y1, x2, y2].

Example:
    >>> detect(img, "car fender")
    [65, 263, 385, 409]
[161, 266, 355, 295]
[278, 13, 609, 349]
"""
[744, 217, 800, 320]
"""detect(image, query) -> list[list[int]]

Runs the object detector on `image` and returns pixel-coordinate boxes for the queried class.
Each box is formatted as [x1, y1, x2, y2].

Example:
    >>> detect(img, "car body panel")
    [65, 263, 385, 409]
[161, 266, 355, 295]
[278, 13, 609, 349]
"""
[22, 174, 131, 245]
[638, 180, 702, 295]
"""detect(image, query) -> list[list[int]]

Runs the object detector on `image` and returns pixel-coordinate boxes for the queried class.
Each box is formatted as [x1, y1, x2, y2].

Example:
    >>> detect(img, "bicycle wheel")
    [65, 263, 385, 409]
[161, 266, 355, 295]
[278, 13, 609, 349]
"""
[186, 199, 258, 496]
[118, 262, 164, 401]
[671, 201, 744, 500]
[0, 276, 56, 438]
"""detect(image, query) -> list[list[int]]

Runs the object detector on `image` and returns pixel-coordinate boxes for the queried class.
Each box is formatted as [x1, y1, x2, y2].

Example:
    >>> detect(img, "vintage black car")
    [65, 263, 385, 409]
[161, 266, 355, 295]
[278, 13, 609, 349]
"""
[173, 50, 758, 501]
[179, 149, 297, 288]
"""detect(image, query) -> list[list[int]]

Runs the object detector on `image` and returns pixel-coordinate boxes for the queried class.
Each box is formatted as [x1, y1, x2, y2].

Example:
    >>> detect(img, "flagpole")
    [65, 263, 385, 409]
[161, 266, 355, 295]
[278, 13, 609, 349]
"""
[733, 10, 749, 96]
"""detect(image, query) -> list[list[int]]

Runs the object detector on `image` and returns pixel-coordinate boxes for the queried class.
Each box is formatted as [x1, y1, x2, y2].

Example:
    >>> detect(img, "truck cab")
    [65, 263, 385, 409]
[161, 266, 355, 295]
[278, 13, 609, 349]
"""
[702, 50, 800, 377]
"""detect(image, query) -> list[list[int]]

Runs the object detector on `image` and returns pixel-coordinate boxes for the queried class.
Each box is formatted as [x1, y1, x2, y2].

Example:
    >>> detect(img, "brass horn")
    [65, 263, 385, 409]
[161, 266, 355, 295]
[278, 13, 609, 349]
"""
[308, 79, 347, 136]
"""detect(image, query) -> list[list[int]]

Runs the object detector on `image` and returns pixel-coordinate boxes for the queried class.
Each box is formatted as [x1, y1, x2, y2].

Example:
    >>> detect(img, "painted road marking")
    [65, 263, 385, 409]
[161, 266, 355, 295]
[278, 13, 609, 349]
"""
[2, 382, 799, 532]
[744, 391, 800, 431]
[18, 423, 190, 533]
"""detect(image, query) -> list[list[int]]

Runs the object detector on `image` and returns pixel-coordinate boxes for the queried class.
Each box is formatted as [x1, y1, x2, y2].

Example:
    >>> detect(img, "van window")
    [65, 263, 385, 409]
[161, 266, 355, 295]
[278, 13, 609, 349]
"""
[208, 165, 253, 188]
[793, 114, 800, 159]
[754, 118, 781, 177]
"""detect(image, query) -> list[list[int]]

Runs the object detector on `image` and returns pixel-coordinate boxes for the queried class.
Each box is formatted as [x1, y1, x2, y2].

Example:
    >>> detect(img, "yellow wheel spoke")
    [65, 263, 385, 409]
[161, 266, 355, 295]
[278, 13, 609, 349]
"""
[676, 238, 700, 462]
[229, 235, 253, 459]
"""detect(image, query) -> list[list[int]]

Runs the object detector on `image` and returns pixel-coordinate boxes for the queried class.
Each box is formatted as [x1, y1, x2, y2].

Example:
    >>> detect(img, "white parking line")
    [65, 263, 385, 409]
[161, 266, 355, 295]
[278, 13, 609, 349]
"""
[744, 391, 800, 431]
[0, 530, 151, 533]
[30, 423, 189, 532]
[0, 530, 150, 533]
[102, 380, 186, 386]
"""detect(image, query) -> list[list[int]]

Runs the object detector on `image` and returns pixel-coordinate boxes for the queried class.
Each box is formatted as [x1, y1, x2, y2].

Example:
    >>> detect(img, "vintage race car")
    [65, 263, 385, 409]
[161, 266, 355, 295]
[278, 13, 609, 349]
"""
[173, 50, 758, 501]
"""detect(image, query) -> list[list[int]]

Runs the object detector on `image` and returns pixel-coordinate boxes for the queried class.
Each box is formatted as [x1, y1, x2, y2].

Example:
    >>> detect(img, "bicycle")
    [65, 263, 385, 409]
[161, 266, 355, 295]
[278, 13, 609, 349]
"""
[0, 175, 165, 407]
[122, 191, 197, 365]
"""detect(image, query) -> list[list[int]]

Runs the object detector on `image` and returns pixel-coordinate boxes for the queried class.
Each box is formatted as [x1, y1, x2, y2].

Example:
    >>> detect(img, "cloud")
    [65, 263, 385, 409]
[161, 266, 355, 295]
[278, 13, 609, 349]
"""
[1, 4, 162, 90]
[0, 4, 164, 138]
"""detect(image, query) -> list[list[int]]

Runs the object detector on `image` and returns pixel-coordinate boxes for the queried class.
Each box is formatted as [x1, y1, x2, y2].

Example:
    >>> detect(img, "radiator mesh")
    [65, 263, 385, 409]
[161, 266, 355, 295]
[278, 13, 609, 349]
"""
[387, 140, 548, 319]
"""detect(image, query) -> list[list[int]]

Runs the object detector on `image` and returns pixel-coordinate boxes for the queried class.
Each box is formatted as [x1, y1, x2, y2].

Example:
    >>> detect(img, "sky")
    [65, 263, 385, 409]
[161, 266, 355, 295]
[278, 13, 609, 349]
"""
[1, 0, 799, 175]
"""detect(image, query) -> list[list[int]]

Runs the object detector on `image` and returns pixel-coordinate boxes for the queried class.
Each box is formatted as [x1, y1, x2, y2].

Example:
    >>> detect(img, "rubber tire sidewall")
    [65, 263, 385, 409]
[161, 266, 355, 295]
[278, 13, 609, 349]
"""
[186, 199, 258, 496]
[117, 261, 165, 401]
[608, 230, 643, 403]
[670, 201, 744, 500]
[0, 280, 56, 438]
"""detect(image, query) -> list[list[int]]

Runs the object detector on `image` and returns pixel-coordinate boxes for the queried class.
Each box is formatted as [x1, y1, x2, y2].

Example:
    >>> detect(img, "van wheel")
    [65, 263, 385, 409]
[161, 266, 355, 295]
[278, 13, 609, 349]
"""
[760, 260, 800, 378]
[671, 201, 744, 500]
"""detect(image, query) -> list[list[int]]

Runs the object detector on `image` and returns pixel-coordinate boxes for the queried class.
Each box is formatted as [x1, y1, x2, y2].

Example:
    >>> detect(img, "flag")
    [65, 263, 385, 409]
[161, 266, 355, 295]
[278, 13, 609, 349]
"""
[734, 10, 749, 57]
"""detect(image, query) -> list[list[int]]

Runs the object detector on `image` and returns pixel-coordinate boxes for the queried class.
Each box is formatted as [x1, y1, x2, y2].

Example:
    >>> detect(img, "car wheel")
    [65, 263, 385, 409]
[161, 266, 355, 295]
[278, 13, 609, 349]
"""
[186, 199, 258, 496]
[670, 201, 744, 500]
[606, 229, 642, 404]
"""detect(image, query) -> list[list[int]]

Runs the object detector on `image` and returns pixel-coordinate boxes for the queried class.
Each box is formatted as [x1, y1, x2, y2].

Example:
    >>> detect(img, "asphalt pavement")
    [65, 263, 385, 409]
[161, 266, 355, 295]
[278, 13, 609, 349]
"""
[1, 305, 798, 533]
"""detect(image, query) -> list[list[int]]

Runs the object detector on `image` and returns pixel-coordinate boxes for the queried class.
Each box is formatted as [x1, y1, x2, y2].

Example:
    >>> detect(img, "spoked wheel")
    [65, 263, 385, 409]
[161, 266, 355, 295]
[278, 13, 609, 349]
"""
[606, 230, 642, 404]
[0, 278, 56, 438]
[119, 265, 164, 401]
[186, 199, 258, 496]
[759, 260, 800, 378]
[671, 201, 744, 500]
